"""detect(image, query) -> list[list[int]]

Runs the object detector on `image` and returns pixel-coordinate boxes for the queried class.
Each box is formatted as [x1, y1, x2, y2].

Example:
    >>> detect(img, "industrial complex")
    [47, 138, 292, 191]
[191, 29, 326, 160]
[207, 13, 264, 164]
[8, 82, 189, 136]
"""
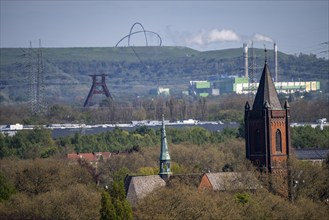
[187, 43, 320, 97]
[188, 78, 320, 97]
[147, 43, 320, 98]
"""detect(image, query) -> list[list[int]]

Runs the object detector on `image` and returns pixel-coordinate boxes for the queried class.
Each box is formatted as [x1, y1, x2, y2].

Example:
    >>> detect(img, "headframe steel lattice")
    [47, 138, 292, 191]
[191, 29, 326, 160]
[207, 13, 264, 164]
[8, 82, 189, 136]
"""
[83, 74, 113, 107]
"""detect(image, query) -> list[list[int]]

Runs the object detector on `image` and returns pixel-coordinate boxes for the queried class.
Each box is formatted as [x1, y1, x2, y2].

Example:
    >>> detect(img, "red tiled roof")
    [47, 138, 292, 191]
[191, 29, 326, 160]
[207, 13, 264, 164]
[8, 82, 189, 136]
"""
[100, 152, 111, 159]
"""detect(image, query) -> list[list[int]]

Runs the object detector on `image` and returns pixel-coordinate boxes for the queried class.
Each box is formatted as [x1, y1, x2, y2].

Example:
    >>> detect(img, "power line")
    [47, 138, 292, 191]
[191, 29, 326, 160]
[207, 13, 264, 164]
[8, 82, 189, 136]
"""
[24, 40, 47, 115]
[284, 42, 329, 58]
[248, 41, 258, 101]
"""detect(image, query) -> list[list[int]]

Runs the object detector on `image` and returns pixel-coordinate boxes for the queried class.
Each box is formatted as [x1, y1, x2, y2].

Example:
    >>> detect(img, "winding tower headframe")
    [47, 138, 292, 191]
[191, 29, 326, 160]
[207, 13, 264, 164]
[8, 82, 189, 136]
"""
[83, 74, 113, 107]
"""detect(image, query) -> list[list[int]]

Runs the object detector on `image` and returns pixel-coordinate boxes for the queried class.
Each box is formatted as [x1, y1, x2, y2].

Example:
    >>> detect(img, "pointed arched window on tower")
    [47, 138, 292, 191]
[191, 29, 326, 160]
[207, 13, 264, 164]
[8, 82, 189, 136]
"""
[276, 129, 282, 152]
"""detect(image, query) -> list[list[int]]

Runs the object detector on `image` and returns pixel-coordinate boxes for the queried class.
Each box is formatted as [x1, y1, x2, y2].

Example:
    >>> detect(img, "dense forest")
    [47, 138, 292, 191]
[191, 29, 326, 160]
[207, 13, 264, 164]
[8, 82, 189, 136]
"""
[0, 46, 328, 105]
[0, 126, 328, 219]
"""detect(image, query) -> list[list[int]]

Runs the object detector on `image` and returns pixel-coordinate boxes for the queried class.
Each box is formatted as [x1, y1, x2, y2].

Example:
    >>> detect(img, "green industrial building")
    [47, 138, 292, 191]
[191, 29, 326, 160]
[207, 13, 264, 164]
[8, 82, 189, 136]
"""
[189, 78, 320, 97]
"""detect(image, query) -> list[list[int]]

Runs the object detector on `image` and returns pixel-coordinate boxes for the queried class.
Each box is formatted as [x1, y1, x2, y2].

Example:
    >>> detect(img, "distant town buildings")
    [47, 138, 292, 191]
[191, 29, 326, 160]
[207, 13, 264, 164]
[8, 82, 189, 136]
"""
[67, 152, 111, 166]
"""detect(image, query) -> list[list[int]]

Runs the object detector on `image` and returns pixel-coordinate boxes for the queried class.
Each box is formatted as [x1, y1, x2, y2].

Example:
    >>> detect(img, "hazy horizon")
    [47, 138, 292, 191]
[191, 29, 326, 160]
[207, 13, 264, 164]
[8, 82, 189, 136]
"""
[1, 1, 328, 59]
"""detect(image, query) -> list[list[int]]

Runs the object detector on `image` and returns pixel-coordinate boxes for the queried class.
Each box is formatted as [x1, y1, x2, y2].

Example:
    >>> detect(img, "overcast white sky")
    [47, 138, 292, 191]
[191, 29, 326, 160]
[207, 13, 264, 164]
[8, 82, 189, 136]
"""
[1, 1, 328, 58]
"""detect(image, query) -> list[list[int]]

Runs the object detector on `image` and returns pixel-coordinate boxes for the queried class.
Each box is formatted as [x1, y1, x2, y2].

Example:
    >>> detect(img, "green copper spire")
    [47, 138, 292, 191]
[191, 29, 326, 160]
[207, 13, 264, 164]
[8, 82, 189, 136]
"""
[159, 115, 171, 178]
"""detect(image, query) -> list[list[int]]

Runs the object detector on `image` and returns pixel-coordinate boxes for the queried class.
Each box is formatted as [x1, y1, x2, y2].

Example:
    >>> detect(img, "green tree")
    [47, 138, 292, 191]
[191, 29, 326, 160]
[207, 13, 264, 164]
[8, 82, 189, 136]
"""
[187, 127, 210, 145]
[292, 126, 329, 148]
[216, 109, 243, 122]
[109, 181, 133, 220]
[0, 173, 16, 202]
[115, 199, 133, 220]
[1, 127, 56, 159]
[100, 191, 116, 220]
[112, 167, 130, 182]
[235, 192, 249, 205]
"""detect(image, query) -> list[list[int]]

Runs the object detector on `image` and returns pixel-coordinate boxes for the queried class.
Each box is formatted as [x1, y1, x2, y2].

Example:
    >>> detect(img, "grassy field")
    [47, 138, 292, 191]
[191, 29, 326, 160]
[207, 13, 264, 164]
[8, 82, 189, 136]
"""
[0, 46, 292, 68]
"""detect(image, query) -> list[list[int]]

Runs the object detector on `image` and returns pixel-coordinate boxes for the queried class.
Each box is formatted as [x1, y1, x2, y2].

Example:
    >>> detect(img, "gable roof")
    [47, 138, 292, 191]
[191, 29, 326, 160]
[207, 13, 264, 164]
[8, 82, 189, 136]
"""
[124, 175, 166, 207]
[252, 63, 282, 110]
[199, 172, 258, 191]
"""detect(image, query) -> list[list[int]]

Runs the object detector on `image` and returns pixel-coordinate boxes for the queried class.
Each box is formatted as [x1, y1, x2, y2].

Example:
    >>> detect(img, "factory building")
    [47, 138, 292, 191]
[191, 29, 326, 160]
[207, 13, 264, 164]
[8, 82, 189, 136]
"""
[213, 77, 320, 95]
[189, 81, 212, 97]
[189, 77, 320, 97]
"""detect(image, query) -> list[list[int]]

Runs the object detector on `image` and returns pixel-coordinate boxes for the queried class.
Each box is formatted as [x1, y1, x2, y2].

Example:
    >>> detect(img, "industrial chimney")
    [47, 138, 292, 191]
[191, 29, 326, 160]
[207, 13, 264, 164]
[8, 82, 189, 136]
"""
[243, 43, 248, 78]
[274, 43, 278, 82]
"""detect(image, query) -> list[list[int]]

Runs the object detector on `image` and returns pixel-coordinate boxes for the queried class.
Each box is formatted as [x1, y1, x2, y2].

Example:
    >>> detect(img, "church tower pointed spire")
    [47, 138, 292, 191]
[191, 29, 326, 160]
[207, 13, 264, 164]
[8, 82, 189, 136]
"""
[159, 115, 171, 180]
[245, 49, 291, 198]
[252, 49, 282, 110]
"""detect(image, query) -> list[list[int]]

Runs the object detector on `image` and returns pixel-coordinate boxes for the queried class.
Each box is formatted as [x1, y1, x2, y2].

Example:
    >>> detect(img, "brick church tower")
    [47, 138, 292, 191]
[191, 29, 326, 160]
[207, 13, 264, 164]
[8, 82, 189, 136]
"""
[244, 50, 290, 196]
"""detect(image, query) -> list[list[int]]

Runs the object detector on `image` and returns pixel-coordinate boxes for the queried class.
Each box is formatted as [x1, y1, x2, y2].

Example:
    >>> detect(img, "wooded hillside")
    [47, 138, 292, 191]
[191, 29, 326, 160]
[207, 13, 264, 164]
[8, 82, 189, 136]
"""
[1, 46, 328, 105]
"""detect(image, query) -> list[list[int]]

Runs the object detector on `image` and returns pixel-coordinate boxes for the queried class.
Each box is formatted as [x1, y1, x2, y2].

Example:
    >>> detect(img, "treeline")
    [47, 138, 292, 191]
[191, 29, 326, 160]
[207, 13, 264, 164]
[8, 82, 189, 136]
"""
[1, 93, 328, 125]
[0, 127, 59, 159]
[0, 95, 246, 124]
[0, 126, 240, 159]
[1, 123, 328, 160]
[291, 125, 329, 148]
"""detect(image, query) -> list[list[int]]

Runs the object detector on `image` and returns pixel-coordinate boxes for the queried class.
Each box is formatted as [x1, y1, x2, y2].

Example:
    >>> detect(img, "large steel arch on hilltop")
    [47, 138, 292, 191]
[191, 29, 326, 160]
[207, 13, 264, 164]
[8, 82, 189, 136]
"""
[115, 22, 162, 47]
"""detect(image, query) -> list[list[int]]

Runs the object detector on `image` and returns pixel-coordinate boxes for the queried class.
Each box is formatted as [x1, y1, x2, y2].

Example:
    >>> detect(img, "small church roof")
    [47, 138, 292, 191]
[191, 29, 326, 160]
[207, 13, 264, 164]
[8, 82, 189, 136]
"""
[198, 172, 258, 191]
[252, 62, 282, 110]
[124, 175, 166, 207]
